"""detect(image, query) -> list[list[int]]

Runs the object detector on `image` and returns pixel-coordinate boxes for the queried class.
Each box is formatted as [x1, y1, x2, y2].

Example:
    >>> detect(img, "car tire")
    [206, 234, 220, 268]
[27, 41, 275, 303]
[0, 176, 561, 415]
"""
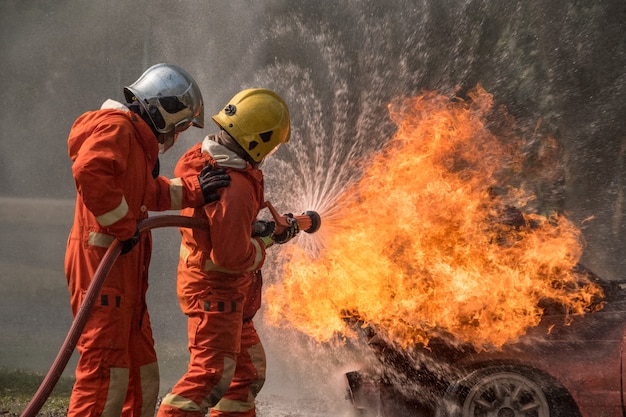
[435, 364, 581, 417]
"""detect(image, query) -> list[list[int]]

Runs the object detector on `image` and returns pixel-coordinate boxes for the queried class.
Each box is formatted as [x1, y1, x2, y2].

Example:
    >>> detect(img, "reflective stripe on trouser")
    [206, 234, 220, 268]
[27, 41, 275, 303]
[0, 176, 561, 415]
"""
[210, 321, 266, 417]
[68, 351, 159, 417]
[157, 275, 251, 417]
[68, 287, 159, 417]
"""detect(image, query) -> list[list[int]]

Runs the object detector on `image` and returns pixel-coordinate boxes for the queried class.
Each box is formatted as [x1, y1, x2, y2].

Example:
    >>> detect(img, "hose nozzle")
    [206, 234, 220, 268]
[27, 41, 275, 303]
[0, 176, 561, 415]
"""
[298, 210, 322, 233]
[265, 201, 322, 235]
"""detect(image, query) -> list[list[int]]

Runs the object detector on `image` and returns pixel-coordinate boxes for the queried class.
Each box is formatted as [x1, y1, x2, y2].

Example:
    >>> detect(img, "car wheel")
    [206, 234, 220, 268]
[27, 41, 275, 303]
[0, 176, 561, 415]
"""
[436, 365, 581, 417]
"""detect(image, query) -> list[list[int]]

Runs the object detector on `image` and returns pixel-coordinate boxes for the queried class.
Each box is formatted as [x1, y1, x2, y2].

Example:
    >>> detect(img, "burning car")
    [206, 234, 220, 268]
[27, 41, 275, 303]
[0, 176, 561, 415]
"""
[344, 273, 626, 417]
[262, 89, 622, 416]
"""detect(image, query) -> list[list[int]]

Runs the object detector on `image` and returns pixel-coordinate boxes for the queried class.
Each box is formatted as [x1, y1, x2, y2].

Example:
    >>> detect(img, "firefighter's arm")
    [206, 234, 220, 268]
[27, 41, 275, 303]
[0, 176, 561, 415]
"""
[72, 121, 137, 241]
[206, 175, 265, 272]
[170, 164, 230, 206]
[147, 144, 231, 211]
[252, 220, 276, 248]
[146, 175, 201, 211]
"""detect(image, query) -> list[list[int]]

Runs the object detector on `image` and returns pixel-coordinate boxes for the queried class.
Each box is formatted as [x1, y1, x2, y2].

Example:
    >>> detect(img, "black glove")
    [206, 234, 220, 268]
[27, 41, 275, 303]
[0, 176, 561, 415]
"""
[252, 220, 276, 237]
[273, 213, 300, 244]
[199, 165, 231, 204]
[120, 228, 140, 255]
[252, 220, 276, 247]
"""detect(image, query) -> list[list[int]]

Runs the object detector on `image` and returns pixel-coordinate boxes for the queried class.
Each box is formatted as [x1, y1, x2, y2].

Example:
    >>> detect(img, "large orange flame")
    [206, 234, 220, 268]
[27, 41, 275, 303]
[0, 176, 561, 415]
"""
[264, 86, 603, 350]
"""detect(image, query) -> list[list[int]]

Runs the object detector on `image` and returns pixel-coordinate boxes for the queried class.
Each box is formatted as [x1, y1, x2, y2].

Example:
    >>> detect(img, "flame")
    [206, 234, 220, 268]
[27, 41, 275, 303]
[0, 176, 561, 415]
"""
[264, 86, 603, 350]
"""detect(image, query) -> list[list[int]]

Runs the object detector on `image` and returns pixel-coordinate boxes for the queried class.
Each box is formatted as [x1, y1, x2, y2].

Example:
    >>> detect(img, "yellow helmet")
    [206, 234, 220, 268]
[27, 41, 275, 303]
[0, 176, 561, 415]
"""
[212, 88, 290, 162]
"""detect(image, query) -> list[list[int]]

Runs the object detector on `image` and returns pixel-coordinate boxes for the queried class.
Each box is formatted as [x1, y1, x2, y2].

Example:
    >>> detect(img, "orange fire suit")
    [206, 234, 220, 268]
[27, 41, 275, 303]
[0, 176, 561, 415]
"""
[157, 136, 268, 417]
[65, 99, 205, 417]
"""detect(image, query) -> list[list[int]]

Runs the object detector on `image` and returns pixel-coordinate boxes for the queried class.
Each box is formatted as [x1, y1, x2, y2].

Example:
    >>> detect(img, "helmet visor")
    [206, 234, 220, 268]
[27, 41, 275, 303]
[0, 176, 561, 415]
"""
[174, 119, 193, 134]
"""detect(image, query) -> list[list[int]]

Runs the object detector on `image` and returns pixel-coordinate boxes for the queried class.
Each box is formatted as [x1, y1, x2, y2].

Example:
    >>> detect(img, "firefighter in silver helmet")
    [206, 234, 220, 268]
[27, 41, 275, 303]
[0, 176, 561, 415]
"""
[65, 63, 230, 417]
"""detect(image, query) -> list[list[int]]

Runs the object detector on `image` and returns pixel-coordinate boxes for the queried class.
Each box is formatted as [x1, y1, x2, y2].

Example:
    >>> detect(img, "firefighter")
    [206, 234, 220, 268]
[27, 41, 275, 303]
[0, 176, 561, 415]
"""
[156, 88, 299, 417]
[65, 63, 231, 417]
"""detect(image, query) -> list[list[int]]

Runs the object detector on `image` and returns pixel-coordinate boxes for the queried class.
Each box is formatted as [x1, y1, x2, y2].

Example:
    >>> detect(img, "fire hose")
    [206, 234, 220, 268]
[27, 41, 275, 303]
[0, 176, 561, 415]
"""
[19, 215, 210, 417]
[20, 207, 320, 417]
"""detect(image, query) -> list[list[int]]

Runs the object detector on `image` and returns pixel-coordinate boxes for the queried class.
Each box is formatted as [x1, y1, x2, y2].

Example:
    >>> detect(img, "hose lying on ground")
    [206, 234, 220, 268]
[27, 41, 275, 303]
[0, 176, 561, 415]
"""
[19, 215, 209, 417]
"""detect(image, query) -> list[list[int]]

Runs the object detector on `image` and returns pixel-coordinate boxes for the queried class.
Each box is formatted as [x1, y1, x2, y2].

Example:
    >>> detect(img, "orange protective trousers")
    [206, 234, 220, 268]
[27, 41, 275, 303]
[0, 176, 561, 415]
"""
[157, 271, 266, 417]
[67, 244, 159, 417]
[157, 138, 267, 417]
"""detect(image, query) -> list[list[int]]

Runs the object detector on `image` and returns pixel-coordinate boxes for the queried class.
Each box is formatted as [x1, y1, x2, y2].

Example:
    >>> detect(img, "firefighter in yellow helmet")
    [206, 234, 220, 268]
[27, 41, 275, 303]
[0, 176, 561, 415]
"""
[156, 88, 298, 417]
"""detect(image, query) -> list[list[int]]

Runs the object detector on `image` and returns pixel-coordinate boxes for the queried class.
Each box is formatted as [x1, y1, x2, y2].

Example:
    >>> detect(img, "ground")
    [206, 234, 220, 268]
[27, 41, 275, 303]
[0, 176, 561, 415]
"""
[1, 369, 356, 417]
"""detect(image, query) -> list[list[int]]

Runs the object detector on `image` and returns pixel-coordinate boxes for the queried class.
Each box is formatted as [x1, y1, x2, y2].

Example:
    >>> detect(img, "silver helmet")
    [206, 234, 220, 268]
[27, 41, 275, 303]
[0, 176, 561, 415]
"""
[124, 63, 204, 135]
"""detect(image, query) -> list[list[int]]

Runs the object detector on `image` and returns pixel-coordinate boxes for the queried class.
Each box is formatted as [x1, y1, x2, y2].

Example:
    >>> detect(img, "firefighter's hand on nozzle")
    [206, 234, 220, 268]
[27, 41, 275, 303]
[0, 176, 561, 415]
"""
[199, 164, 231, 204]
[273, 213, 300, 244]
[252, 220, 276, 248]
[120, 228, 140, 255]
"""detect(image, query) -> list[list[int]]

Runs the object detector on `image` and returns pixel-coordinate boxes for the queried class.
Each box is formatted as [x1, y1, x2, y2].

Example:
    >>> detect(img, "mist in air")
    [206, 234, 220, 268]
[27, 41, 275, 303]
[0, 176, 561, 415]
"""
[1, 1, 625, 415]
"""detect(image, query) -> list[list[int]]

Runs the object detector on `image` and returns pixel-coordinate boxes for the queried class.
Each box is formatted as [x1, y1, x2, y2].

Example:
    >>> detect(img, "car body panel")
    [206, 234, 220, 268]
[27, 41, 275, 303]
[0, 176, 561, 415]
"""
[344, 280, 626, 417]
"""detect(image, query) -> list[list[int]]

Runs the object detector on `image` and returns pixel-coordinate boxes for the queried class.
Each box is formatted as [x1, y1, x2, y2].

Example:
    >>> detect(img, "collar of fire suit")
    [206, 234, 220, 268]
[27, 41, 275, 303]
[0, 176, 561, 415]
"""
[98, 98, 160, 161]
[100, 99, 129, 112]
[201, 137, 248, 170]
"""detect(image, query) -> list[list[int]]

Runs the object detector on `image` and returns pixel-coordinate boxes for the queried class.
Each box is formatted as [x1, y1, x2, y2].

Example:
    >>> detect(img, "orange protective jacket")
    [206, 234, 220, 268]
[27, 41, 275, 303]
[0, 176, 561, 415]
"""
[65, 100, 205, 312]
[174, 136, 267, 318]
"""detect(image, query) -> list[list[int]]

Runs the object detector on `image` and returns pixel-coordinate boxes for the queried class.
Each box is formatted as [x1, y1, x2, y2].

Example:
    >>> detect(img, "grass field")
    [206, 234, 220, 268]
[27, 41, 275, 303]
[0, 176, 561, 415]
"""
[0, 369, 73, 416]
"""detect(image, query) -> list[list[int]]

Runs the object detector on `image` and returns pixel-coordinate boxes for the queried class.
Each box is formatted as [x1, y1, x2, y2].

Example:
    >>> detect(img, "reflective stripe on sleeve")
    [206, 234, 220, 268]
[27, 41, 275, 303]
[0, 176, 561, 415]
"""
[88, 232, 116, 248]
[169, 177, 184, 210]
[248, 238, 264, 272]
[179, 243, 191, 263]
[96, 196, 129, 227]
[179, 244, 235, 274]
